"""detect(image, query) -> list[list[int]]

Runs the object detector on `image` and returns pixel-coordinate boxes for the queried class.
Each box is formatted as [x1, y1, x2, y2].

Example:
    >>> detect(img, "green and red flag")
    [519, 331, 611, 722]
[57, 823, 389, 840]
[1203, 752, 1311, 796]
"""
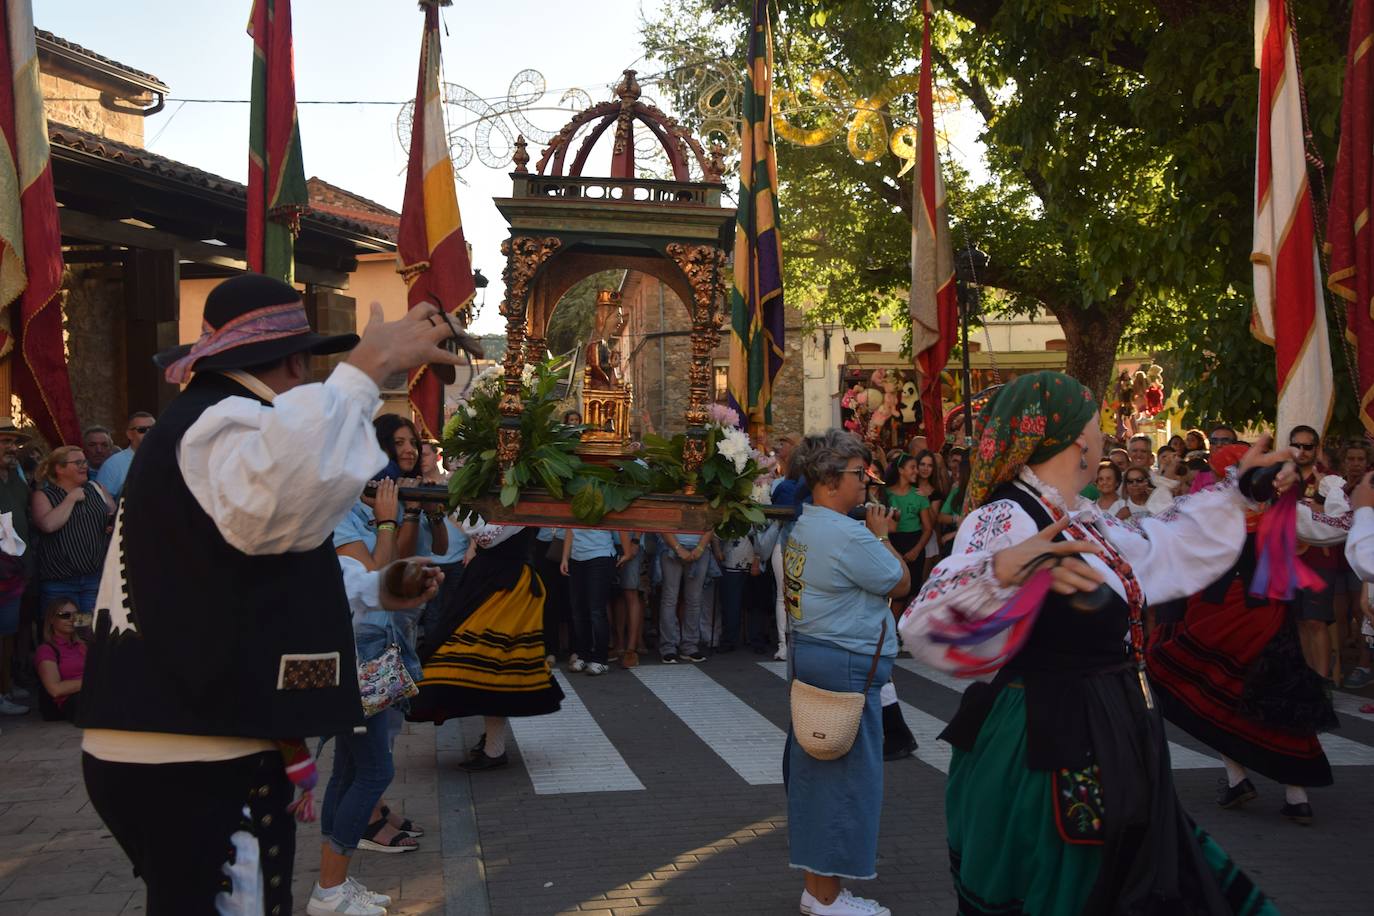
[399, 0, 474, 440]
[909, 0, 957, 451]
[0, 0, 79, 445]
[1326, 0, 1374, 436]
[727, 0, 785, 437]
[247, 0, 308, 283]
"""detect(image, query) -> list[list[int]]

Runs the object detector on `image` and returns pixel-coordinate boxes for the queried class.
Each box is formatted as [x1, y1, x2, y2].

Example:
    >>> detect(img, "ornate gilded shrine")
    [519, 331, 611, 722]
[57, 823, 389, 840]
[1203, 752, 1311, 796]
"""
[493, 70, 734, 478]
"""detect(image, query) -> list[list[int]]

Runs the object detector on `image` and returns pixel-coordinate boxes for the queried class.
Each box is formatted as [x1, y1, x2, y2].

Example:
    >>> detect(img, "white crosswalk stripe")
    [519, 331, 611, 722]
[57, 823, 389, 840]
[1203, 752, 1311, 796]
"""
[760, 661, 954, 773]
[890, 658, 1220, 769]
[507, 671, 644, 794]
[631, 665, 787, 785]
[493, 660, 1374, 795]
[1331, 689, 1374, 724]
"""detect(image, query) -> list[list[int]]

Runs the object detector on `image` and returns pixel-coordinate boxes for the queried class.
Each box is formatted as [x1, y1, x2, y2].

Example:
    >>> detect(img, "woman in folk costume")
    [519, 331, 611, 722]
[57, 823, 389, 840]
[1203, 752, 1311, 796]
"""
[1148, 445, 1336, 825]
[899, 371, 1290, 916]
[407, 522, 563, 771]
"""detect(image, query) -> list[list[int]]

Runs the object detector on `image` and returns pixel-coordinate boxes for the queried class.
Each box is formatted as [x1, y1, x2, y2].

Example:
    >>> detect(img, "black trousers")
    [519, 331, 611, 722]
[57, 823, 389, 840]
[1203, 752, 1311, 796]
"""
[536, 543, 570, 657]
[569, 555, 616, 664]
[83, 750, 296, 916]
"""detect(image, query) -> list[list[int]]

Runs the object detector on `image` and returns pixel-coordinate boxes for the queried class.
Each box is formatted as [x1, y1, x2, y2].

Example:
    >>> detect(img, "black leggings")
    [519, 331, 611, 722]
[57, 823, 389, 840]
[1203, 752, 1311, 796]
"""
[84, 751, 295, 916]
[890, 530, 928, 604]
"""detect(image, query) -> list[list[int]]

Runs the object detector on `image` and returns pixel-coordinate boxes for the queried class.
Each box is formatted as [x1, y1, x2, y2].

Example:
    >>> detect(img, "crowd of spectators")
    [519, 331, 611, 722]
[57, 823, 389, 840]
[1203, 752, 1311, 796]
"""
[0, 413, 144, 725]
[0, 411, 166, 725]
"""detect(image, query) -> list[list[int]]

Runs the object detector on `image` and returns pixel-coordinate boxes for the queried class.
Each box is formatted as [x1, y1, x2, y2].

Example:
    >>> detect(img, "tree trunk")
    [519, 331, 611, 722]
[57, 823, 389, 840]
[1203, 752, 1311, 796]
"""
[1053, 305, 1131, 402]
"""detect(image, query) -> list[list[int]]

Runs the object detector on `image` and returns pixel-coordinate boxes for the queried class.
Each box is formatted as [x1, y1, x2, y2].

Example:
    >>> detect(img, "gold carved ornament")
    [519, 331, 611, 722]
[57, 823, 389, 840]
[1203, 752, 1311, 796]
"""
[496, 236, 562, 473]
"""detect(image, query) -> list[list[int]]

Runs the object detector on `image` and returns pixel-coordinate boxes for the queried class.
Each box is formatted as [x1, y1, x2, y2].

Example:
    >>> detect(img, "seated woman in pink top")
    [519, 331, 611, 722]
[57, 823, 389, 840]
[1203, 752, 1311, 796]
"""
[35, 598, 85, 722]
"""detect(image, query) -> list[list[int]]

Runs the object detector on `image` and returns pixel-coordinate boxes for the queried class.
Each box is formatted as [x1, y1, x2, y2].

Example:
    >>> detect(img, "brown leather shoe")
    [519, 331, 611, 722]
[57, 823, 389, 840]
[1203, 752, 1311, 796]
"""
[621, 650, 639, 669]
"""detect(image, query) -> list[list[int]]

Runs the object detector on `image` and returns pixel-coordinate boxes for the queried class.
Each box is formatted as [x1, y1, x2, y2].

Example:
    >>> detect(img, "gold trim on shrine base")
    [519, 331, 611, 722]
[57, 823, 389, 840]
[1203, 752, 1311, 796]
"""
[470, 491, 718, 533]
[580, 383, 633, 457]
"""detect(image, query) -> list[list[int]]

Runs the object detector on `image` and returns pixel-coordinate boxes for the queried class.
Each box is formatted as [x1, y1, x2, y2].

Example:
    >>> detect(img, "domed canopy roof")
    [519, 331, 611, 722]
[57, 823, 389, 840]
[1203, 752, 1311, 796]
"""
[529, 70, 723, 183]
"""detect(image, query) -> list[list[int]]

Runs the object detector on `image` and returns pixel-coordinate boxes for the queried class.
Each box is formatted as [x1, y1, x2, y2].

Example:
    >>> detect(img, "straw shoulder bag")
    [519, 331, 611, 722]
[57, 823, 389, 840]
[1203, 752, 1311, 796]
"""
[790, 620, 887, 761]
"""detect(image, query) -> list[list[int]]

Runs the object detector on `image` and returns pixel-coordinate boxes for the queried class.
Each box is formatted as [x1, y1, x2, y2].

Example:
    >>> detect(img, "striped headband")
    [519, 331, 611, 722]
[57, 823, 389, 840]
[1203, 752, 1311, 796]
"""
[164, 301, 311, 384]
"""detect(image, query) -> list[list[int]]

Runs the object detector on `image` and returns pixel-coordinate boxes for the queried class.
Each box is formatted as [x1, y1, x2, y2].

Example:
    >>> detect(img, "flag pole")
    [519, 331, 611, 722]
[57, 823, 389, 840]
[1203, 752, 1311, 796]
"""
[960, 289, 972, 443]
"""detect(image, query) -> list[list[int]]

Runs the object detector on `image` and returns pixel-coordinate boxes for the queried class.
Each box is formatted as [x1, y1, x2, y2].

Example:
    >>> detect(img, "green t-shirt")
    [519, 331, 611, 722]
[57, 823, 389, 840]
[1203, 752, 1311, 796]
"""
[885, 488, 930, 533]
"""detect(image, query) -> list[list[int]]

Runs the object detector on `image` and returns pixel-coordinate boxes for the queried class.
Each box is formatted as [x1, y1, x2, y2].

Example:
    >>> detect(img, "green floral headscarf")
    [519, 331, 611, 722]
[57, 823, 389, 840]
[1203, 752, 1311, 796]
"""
[965, 371, 1098, 510]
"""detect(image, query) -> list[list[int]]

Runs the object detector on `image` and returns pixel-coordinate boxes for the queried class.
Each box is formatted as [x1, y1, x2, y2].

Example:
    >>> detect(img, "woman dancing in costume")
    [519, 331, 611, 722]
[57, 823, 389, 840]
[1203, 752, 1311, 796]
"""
[900, 371, 1289, 916]
[1147, 446, 1335, 825]
[407, 523, 563, 771]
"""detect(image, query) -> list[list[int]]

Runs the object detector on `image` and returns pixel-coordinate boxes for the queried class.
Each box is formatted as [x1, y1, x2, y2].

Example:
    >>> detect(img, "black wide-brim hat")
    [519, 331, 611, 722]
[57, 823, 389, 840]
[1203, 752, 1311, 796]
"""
[154, 273, 359, 377]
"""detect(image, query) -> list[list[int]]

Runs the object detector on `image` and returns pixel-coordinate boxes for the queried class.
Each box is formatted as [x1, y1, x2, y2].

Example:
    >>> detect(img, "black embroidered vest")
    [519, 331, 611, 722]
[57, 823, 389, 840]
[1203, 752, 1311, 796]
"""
[77, 373, 363, 739]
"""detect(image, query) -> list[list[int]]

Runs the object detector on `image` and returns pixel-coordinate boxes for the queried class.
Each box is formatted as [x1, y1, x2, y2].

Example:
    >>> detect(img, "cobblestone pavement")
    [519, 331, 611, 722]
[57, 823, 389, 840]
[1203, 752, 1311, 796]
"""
[1, 651, 1371, 915]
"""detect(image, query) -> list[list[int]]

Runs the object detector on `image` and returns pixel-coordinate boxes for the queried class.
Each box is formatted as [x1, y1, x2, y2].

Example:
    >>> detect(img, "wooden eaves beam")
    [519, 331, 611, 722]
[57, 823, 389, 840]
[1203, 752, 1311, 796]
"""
[59, 208, 351, 290]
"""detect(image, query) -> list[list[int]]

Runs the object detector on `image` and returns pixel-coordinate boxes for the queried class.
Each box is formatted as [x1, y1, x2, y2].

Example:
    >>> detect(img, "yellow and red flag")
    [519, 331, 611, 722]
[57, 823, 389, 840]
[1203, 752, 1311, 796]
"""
[399, 0, 474, 439]
[910, 0, 957, 451]
[1251, 0, 1333, 439]
[246, 0, 308, 282]
[0, 0, 79, 445]
[1326, 0, 1374, 436]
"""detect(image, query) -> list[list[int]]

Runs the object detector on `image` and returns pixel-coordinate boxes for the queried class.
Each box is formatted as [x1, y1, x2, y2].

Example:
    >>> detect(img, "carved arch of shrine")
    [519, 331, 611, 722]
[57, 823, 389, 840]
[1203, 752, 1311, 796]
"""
[492, 70, 734, 479]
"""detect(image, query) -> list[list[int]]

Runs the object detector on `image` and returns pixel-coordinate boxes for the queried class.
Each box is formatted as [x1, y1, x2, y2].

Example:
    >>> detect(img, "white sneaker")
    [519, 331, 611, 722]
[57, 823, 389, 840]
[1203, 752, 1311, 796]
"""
[306, 881, 386, 915]
[773, 645, 788, 662]
[344, 877, 392, 907]
[0, 696, 28, 716]
[568, 657, 587, 673]
[585, 662, 610, 676]
[800, 888, 891, 916]
[8, 686, 30, 701]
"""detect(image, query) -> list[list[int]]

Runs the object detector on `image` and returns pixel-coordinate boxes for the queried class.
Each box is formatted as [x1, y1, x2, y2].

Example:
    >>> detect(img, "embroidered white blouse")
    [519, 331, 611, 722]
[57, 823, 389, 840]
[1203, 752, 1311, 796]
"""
[898, 467, 1249, 671]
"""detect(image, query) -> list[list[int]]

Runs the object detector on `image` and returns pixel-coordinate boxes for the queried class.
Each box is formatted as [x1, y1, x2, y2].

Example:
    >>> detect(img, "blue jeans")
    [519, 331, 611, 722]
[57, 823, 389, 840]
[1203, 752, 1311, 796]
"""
[320, 707, 401, 854]
[785, 635, 892, 880]
[41, 574, 100, 619]
[569, 556, 615, 664]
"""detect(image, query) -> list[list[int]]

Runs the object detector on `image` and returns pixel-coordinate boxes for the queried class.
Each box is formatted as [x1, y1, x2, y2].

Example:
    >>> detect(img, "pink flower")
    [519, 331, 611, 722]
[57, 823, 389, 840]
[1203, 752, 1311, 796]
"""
[708, 402, 742, 429]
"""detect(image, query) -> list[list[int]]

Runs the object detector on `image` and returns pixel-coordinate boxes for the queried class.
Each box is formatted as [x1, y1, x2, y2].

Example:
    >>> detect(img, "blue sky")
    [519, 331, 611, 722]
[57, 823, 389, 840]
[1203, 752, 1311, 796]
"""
[35, 0, 661, 333]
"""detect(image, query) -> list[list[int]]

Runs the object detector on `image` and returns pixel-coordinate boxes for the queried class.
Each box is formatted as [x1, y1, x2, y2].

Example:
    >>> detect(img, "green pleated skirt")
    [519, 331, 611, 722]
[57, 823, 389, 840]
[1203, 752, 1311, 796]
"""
[946, 684, 1280, 916]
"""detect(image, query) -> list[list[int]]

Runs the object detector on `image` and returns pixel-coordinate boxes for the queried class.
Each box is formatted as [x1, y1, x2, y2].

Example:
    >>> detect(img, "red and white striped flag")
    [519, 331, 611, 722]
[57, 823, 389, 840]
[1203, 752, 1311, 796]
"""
[910, 0, 957, 451]
[1251, 0, 1333, 439]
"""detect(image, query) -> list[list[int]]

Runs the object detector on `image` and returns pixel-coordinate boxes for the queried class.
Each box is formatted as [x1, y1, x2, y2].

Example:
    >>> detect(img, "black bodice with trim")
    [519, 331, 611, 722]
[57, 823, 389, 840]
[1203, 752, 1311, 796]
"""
[942, 482, 1143, 771]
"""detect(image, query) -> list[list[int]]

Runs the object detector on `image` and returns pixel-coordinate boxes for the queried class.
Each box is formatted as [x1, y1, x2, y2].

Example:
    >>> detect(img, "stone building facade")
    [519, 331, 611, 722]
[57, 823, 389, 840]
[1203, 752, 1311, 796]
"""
[617, 271, 805, 441]
[35, 30, 163, 149]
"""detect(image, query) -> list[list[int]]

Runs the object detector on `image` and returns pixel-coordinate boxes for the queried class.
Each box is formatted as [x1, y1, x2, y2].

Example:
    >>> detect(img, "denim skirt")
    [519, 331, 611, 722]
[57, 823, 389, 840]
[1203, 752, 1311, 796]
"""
[785, 633, 893, 880]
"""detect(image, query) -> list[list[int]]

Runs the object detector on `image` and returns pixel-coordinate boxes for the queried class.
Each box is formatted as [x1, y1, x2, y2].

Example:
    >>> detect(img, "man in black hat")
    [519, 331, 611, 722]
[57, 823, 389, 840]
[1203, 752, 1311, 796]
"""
[77, 273, 465, 916]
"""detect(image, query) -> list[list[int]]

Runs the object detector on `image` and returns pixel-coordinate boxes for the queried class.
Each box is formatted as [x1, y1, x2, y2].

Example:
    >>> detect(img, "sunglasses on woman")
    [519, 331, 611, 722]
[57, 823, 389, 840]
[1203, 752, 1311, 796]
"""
[55, 611, 75, 620]
[1126, 476, 1149, 485]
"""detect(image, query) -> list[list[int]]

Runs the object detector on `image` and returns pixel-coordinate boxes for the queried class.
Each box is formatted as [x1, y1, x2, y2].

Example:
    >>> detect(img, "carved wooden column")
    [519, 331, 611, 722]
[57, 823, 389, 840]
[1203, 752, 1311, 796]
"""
[496, 236, 562, 476]
[524, 336, 548, 363]
[666, 242, 727, 488]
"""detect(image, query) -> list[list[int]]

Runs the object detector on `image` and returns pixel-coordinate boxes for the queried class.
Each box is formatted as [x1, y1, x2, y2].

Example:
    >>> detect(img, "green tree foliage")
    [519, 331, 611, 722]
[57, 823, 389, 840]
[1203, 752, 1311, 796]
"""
[642, 0, 1360, 432]
[545, 270, 624, 357]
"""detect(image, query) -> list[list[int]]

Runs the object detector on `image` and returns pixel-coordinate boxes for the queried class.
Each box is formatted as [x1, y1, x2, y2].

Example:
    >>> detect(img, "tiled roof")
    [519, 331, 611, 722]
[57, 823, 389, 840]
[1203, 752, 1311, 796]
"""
[48, 123, 396, 247]
[306, 177, 400, 243]
[35, 30, 168, 91]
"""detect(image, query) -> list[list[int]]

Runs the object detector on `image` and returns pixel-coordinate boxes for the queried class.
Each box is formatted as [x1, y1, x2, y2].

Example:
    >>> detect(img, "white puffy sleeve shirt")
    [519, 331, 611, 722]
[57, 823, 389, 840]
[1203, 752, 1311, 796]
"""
[1348, 507, 1374, 582]
[177, 363, 387, 555]
[898, 471, 1248, 671]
